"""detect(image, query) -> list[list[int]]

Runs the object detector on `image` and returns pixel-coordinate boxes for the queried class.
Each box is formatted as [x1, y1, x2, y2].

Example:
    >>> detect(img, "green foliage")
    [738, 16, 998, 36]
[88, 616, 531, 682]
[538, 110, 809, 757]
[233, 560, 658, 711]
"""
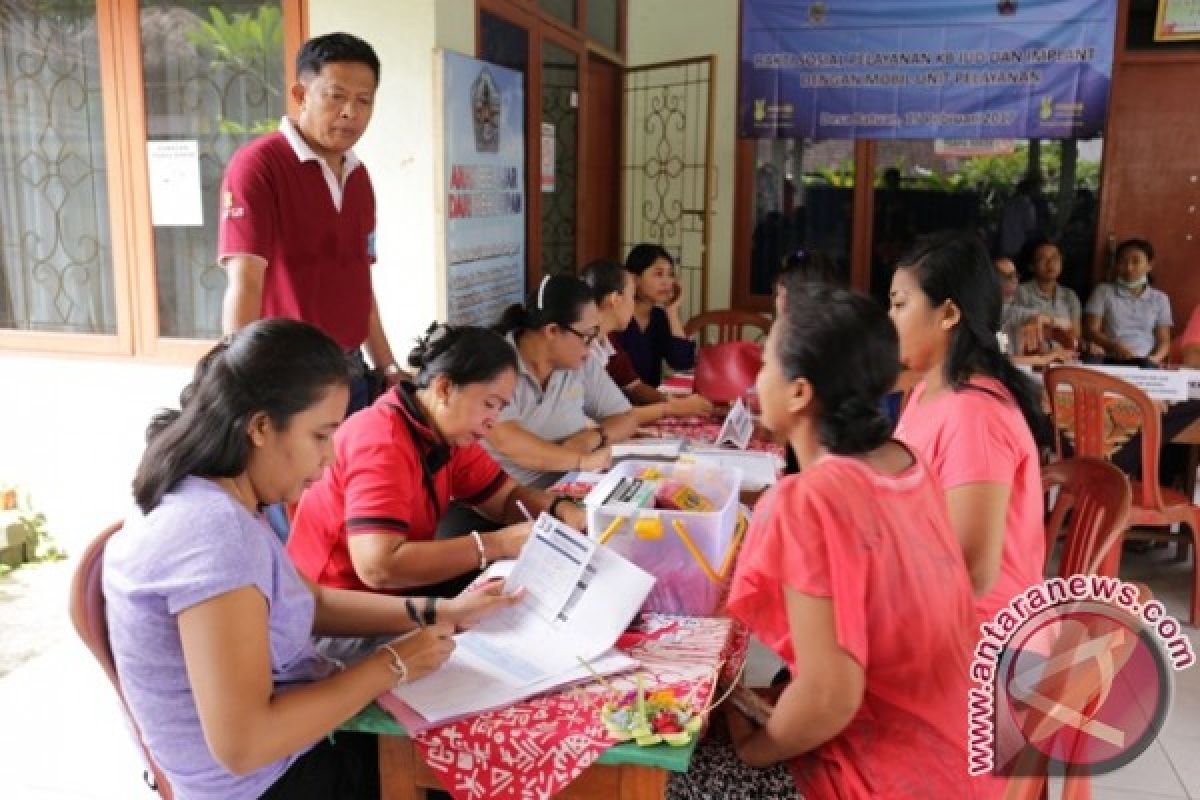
[184, 5, 284, 135]
[809, 158, 856, 187]
[1, 488, 66, 566]
[185, 6, 283, 81]
[21, 508, 64, 562]
[218, 117, 280, 135]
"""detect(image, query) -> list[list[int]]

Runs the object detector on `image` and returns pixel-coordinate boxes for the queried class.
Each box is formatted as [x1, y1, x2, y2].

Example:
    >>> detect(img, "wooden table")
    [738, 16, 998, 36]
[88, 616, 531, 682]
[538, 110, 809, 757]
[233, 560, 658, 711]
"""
[341, 701, 698, 800]
[1173, 416, 1200, 446]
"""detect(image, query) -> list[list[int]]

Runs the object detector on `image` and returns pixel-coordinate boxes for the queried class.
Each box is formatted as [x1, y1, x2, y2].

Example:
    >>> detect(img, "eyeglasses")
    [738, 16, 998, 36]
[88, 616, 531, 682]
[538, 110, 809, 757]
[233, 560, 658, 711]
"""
[998, 271, 1019, 284]
[562, 324, 601, 346]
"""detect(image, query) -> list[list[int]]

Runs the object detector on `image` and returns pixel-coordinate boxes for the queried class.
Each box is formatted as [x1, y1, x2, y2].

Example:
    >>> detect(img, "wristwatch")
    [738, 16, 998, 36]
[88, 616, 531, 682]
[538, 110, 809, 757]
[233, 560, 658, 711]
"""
[548, 495, 578, 521]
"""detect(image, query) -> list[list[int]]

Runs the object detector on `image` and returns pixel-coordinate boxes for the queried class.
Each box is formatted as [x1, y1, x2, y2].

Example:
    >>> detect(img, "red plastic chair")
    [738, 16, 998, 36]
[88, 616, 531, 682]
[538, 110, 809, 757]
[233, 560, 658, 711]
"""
[1001, 459, 1133, 800]
[1043, 366, 1200, 625]
[1042, 457, 1132, 579]
[68, 521, 175, 799]
[684, 309, 771, 346]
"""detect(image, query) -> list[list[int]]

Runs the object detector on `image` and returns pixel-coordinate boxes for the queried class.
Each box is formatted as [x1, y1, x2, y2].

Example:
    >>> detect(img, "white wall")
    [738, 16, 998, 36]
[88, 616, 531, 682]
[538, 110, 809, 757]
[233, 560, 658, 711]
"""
[627, 0, 739, 309]
[0, 1, 743, 554]
[0, 356, 190, 553]
[309, 0, 447, 359]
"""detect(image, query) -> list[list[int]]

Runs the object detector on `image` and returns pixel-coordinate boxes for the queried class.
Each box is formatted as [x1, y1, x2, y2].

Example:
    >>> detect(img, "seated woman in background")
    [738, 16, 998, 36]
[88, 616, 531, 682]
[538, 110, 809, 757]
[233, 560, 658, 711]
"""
[890, 232, 1046, 624]
[1015, 239, 1083, 345]
[1084, 237, 1173, 366]
[668, 281, 983, 800]
[994, 255, 1071, 367]
[485, 274, 639, 486]
[287, 325, 586, 656]
[581, 258, 713, 422]
[104, 319, 516, 800]
[618, 243, 696, 387]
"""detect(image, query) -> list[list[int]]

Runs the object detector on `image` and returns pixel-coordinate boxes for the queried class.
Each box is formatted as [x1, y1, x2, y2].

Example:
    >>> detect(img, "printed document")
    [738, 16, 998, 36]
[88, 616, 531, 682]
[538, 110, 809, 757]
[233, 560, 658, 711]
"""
[388, 514, 653, 722]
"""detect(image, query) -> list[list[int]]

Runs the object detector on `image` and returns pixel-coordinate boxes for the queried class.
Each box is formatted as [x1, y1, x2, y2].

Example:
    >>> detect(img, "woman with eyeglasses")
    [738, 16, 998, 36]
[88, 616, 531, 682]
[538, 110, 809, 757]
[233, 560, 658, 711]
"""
[485, 274, 640, 487]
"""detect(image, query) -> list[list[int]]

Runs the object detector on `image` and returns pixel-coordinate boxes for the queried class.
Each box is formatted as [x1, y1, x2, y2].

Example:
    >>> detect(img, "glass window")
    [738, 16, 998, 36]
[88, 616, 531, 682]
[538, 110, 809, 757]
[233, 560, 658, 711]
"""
[539, 0, 577, 28]
[480, 10, 529, 74]
[540, 40, 578, 275]
[748, 138, 854, 297]
[587, 0, 620, 52]
[0, 1, 117, 334]
[139, 1, 287, 340]
[870, 138, 1102, 304]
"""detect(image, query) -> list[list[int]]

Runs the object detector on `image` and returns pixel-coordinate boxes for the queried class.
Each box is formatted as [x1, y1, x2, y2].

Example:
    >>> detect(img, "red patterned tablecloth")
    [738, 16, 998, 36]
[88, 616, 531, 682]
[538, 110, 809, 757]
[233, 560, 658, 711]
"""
[408, 614, 746, 800]
[637, 415, 786, 460]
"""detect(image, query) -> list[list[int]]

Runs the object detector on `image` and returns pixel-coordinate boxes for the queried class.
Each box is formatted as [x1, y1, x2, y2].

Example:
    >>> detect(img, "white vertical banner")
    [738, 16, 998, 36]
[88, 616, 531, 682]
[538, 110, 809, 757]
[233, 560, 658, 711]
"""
[435, 50, 526, 327]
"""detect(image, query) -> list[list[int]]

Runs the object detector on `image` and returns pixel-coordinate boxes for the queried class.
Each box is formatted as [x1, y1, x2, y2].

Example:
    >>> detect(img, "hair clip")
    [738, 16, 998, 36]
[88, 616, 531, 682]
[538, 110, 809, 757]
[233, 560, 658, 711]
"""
[536, 275, 552, 310]
[425, 321, 451, 344]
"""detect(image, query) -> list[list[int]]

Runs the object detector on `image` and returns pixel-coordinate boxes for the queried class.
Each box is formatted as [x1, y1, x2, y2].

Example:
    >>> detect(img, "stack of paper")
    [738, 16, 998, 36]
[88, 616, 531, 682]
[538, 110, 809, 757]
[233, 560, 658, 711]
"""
[611, 437, 685, 459]
[385, 514, 655, 726]
[683, 448, 782, 491]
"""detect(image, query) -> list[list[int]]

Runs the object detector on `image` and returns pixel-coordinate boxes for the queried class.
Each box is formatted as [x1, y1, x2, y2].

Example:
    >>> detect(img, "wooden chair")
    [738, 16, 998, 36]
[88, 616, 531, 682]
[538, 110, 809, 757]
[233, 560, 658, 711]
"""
[683, 309, 771, 346]
[1042, 457, 1132, 579]
[1043, 366, 1200, 625]
[68, 521, 175, 799]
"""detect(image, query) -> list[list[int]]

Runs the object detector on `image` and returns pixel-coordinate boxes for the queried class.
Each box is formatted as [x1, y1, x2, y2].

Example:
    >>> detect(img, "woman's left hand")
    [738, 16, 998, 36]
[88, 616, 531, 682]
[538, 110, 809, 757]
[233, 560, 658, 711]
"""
[557, 500, 587, 532]
[724, 704, 758, 757]
[665, 281, 684, 315]
[442, 581, 524, 630]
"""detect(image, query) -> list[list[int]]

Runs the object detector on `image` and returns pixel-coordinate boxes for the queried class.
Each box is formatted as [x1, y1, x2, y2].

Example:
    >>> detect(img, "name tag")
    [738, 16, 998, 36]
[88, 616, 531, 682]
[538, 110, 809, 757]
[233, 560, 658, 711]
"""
[1080, 365, 1190, 402]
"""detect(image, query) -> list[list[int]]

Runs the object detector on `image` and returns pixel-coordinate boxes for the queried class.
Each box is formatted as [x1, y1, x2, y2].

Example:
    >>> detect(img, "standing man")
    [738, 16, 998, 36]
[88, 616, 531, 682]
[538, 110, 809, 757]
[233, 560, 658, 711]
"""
[218, 32, 404, 414]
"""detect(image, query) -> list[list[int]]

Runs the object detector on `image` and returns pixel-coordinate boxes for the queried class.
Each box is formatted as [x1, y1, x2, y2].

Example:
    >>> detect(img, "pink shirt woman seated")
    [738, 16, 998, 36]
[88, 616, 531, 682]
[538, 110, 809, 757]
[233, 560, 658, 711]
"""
[667, 280, 991, 800]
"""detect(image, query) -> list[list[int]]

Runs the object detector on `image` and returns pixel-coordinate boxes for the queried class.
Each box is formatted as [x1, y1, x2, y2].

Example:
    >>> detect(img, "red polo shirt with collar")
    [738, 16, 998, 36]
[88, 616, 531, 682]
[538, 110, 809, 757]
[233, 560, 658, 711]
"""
[217, 131, 376, 350]
[287, 385, 508, 593]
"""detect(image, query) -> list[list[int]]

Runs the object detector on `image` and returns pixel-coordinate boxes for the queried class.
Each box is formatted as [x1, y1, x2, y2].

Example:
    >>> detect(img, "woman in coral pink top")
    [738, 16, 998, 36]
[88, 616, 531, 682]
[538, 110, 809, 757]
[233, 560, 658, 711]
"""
[889, 231, 1045, 625]
[669, 280, 990, 800]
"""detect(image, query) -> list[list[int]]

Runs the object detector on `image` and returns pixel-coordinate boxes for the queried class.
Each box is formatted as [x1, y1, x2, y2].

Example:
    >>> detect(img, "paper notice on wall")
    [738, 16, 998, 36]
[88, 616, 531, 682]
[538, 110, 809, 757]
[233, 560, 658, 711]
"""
[540, 122, 555, 193]
[146, 140, 203, 227]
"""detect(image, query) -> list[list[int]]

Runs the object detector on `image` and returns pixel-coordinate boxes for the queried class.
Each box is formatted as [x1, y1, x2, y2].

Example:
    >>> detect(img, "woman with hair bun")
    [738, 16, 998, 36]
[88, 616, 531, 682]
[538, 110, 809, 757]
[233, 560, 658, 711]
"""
[486, 273, 640, 486]
[105, 319, 517, 800]
[889, 231, 1045, 623]
[288, 322, 587, 660]
[668, 284, 983, 800]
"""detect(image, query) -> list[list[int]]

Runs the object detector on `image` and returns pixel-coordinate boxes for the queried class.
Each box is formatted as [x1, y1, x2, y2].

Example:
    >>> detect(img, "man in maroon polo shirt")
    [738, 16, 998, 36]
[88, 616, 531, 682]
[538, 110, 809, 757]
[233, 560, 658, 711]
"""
[218, 32, 404, 414]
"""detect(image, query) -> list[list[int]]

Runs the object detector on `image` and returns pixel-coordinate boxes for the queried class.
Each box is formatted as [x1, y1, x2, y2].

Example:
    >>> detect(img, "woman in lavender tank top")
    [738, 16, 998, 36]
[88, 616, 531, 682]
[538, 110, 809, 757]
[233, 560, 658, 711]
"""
[104, 318, 519, 800]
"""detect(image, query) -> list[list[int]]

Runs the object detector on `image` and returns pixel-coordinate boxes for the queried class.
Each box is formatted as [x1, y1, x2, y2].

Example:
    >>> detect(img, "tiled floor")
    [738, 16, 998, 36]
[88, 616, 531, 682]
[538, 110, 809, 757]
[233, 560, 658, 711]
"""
[1, 547, 1198, 799]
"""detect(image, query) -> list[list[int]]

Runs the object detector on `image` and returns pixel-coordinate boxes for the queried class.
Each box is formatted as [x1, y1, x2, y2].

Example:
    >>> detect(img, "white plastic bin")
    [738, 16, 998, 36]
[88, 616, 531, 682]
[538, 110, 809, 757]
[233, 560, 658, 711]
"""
[583, 460, 743, 616]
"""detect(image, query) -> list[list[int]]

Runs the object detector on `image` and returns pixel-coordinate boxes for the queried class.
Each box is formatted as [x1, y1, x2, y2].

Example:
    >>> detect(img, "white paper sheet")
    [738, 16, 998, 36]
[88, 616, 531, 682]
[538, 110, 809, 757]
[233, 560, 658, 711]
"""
[612, 437, 685, 459]
[146, 140, 203, 227]
[504, 513, 595, 616]
[683, 448, 782, 490]
[714, 398, 754, 450]
[390, 515, 654, 722]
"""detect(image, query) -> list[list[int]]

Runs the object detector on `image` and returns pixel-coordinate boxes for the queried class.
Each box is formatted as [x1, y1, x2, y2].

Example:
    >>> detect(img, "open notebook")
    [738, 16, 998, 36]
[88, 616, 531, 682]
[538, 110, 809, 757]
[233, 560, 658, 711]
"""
[382, 514, 653, 727]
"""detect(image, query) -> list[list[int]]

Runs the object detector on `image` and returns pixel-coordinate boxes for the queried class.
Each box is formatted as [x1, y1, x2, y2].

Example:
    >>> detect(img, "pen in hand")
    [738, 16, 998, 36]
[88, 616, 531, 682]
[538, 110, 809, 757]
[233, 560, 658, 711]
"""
[515, 499, 534, 521]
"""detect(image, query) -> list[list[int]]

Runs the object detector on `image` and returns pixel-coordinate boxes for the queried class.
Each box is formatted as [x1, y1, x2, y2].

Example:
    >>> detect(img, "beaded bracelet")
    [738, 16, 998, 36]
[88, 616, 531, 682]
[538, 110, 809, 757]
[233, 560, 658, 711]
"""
[470, 529, 488, 571]
[379, 642, 409, 684]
